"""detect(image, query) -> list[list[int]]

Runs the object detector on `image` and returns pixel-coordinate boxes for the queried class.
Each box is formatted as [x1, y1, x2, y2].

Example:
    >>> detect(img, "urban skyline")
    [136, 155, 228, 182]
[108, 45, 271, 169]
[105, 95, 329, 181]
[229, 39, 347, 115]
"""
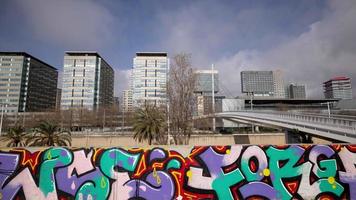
[0, 0, 355, 98]
[1, 51, 353, 106]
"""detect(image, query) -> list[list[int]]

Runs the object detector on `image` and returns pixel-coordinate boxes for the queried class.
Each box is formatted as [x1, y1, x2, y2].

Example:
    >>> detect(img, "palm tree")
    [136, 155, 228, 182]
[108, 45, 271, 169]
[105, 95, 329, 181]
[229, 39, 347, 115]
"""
[132, 104, 165, 145]
[1, 126, 27, 147]
[27, 121, 71, 146]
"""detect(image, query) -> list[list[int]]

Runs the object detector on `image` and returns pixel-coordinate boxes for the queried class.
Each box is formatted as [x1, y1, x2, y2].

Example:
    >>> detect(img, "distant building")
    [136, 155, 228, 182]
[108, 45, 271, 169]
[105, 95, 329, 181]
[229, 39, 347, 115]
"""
[323, 77, 352, 100]
[288, 84, 306, 99]
[61, 51, 114, 110]
[194, 70, 219, 94]
[56, 88, 62, 110]
[222, 98, 245, 128]
[132, 52, 169, 107]
[196, 95, 224, 116]
[193, 69, 220, 117]
[0, 52, 58, 113]
[241, 70, 285, 98]
[114, 96, 120, 108]
[222, 98, 245, 112]
[273, 70, 286, 98]
[122, 89, 133, 112]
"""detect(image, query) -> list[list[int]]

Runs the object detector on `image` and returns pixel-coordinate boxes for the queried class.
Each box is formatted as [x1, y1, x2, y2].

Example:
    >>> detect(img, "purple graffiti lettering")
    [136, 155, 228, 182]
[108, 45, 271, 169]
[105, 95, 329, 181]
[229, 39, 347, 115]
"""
[239, 182, 277, 199]
[0, 153, 20, 200]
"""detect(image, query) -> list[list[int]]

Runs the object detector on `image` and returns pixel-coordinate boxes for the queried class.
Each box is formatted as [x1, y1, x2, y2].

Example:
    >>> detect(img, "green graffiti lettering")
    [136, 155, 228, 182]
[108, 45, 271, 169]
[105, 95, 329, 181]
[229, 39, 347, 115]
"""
[212, 170, 244, 200]
[39, 147, 72, 197]
[266, 146, 304, 199]
[100, 148, 141, 178]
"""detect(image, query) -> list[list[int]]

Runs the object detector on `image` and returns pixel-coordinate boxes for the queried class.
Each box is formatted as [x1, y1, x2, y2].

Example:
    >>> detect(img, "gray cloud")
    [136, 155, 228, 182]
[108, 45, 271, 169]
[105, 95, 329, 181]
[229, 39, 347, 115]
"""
[14, 0, 116, 48]
[215, 0, 356, 98]
[114, 69, 131, 97]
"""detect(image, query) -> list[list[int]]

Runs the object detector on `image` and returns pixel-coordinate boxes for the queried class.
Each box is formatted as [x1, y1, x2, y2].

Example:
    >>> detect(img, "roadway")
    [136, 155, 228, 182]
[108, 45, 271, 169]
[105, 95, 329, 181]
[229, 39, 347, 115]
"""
[214, 111, 356, 143]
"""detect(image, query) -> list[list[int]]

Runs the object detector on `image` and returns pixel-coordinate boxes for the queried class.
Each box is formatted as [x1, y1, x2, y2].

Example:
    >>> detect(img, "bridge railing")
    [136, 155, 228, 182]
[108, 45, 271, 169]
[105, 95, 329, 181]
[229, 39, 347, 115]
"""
[220, 110, 356, 133]
[276, 112, 356, 132]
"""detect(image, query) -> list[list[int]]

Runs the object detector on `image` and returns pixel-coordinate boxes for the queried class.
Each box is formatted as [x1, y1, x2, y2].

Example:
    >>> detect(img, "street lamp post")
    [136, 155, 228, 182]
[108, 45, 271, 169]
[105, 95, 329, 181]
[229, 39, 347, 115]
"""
[321, 102, 332, 118]
[211, 64, 216, 132]
[250, 92, 253, 111]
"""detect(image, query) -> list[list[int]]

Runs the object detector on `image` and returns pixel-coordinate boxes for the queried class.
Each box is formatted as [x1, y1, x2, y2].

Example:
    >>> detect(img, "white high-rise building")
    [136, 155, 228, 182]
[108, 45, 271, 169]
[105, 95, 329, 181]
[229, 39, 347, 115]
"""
[132, 52, 169, 107]
[61, 52, 114, 110]
[273, 70, 286, 98]
[324, 77, 352, 100]
[122, 89, 133, 112]
[241, 70, 286, 98]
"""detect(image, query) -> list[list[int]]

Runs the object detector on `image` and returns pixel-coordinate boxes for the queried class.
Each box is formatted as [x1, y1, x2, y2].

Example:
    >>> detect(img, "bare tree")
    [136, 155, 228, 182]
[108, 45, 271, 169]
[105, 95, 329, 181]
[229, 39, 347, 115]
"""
[167, 54, 196, 144]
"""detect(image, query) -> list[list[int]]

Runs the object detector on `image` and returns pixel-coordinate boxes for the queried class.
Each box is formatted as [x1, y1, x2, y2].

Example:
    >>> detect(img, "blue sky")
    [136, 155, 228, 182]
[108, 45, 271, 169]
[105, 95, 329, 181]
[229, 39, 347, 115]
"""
[0, 0, 355, 97]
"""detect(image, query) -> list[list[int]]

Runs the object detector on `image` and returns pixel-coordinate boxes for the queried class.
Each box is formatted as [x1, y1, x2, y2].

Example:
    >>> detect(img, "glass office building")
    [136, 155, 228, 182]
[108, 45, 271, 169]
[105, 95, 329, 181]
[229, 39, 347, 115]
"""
[194, 70, 219, 95]
[0, 52, 57, 113]
[132, 52, 168, 107]
[288, 84, 306, 99]
[61, 52, 114, 110]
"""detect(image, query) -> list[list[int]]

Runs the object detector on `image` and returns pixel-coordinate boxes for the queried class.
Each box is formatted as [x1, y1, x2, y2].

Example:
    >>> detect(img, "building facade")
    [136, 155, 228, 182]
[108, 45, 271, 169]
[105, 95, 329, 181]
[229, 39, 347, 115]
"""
[241, 70, 285, 98]
[122, 89, 133, 112]
[194, 70, 219, 95]
[61, 52, 114, 110]
[132, 52, 169, 107]
[287, 84, 306, 99]
[323, 77, 352, 100]
[0, 52, 58, 113]
[273, 70, 286, 98]
[56, 88, 62, 110]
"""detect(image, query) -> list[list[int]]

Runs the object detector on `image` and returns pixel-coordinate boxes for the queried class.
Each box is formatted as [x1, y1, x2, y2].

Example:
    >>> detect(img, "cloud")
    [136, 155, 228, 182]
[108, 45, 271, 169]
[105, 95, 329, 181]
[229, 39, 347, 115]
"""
[156, 0, 355, 98]
[215, 0, 356, 98]
[114, 69, 131, 97]
[13, 0, 116, 48]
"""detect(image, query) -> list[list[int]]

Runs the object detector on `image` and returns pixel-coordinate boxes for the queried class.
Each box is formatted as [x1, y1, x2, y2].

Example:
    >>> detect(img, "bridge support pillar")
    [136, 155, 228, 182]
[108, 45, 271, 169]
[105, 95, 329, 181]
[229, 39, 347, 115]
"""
[255, 126, 260, 132]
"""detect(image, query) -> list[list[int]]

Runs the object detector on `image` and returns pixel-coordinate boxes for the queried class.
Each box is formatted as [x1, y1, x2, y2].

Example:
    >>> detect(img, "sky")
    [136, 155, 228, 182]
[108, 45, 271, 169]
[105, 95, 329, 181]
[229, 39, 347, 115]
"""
[0, 0, 355, 98]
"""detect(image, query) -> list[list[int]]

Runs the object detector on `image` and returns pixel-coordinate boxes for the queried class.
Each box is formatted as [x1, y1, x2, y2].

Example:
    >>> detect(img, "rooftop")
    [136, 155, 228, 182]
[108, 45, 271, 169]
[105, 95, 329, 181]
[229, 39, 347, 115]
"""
[324, 76, 351, 84]
[136, 52, 167, 57]
[0, 51, 57, 70]
[65, 51, 101, 57]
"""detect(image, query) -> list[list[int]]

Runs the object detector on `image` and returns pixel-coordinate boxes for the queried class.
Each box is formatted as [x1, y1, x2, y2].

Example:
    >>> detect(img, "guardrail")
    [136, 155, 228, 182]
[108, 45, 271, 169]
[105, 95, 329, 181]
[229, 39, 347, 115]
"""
[223, 110, 356, 131]
[216, 111, 356, 142]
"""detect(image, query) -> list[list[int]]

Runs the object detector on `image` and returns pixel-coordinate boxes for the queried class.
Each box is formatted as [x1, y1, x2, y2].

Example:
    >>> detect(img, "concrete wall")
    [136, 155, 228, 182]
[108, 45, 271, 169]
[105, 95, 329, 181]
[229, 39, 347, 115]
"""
[70, 133, 286, 147]
[0, 133, 286, 148]
[0, 145, 355, 199]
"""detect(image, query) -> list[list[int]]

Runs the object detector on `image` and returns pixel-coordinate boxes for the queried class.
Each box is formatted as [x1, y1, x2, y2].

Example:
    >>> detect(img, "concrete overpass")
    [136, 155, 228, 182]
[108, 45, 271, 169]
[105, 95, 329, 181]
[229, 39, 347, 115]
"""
[198, 111, 356, 143]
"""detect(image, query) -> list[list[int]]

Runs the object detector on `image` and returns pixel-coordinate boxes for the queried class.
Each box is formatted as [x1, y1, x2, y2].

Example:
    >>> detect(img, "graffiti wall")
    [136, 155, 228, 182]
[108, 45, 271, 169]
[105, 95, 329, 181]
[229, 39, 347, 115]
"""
[0, 145, 356, 199]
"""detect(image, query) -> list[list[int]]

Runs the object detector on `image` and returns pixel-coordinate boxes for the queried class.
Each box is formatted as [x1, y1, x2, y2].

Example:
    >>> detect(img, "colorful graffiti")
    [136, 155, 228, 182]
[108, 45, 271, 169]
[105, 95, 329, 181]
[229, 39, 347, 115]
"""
[0, 145, 356, 199]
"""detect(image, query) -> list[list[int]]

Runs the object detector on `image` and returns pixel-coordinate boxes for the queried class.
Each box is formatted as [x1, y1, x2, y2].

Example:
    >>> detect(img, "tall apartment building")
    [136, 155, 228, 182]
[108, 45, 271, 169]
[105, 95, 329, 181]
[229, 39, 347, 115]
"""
[56, 88, 62, 110]
[287, 84, 306, 99]
[273, 70, 286, 98]
[61, 52, 114, 110]
[0, 52, 58, 113]
[323, 77, 352, 100]
[122, 89, 133, 112]
[241, 70, 285, 98]
[132, 52, 169, 107]
[193, 69, 219, 116]
[194, 70, 219, 95]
